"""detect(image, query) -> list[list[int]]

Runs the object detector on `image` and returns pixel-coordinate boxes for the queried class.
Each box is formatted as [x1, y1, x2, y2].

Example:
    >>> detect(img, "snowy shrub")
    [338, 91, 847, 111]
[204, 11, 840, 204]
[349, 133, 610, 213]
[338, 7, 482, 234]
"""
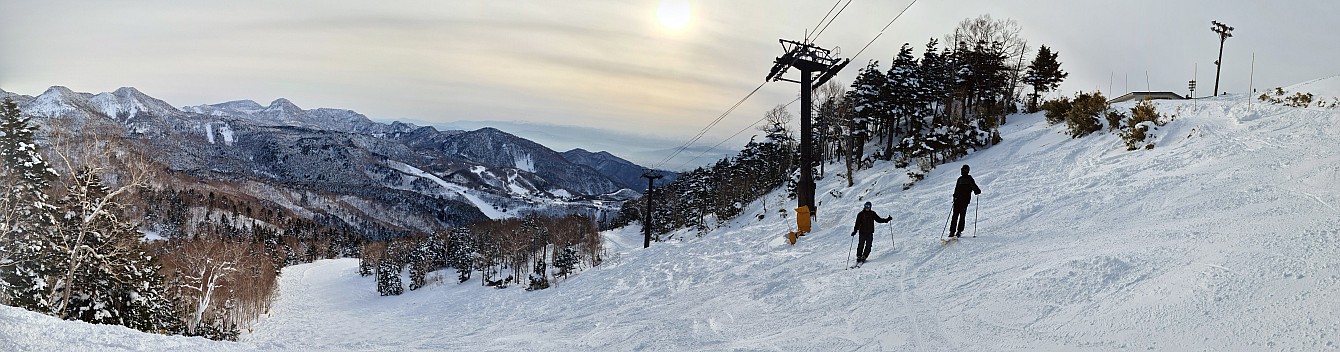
[526, 260, 549, 291]
[1105, 109, 1127, 131]
[903, 156, 933, 190]
[1120, 100, 1166, 151]
[1065, 92, 1107, 138]
[1259, 87, 1340, 109]
[1041, 97, 1071, 125]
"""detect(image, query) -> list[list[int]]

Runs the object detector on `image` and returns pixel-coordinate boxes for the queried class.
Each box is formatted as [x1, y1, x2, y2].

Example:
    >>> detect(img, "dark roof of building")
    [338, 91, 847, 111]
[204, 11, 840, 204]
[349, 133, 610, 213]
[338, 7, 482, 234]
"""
[1109, 91, 1186, 103]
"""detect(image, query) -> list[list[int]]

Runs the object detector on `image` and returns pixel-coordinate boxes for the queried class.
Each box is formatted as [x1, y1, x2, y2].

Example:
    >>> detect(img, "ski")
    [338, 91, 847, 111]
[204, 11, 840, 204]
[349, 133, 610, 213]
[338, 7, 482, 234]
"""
[941, 235, 977, 244]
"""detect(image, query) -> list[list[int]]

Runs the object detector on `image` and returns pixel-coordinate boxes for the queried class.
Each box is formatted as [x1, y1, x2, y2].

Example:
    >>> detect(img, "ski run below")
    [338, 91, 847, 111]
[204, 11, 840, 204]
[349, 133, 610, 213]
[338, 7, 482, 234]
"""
[4, 93, 1340, 351]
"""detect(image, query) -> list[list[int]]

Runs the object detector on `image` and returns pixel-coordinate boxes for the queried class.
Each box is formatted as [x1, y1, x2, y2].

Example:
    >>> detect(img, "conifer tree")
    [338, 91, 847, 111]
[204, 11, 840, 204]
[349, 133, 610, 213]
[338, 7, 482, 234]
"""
[885, 43, 921, 159]
[48, 169, 176, 332]
[376, 259, 403, 296]
[446, 227, 474, 283]
[0, 98, 58, 307]
[846, 60, 886, 160]
[553, 244, 579, 279]
[1023, 45, 1068, 112]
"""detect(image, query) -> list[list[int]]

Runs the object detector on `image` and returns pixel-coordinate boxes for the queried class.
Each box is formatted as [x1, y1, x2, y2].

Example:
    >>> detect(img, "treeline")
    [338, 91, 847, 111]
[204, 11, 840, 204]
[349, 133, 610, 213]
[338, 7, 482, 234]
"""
[820, 17, 1065, 187]
[0, 99, 375, 341]
[140, 186, 369, 339]
[359, 214, 603, 295]
[613, 109, 795, 237]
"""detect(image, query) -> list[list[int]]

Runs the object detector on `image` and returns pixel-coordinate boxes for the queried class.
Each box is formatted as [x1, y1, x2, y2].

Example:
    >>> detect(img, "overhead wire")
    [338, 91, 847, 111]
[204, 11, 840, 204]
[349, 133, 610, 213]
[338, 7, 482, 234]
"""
[653, 82, 767, 169]
[804, 0, 836, 43]
[850, 0, 918, 62]
[670, 0, 919, 171]
[672, 95, 802, 171]
[808, 0, 855, 44]
[652, 1, 855, 170]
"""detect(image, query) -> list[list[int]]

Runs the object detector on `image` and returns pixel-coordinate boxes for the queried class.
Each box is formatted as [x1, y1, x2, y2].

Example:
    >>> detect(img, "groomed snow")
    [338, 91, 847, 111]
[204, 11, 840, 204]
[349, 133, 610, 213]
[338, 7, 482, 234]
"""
[5, 93, 1339, 350]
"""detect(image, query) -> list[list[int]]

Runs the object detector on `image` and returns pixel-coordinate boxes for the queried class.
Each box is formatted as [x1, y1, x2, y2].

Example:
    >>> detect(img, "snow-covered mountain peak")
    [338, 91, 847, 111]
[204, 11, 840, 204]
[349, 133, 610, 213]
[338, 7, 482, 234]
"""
[111, 86, 144, 97]
[265, 98, 303, 115]
[90, 87, 183, 120]
[35, 86, 86, 104]
[26, 86, 93, 116]
[215, 99, 263, 110]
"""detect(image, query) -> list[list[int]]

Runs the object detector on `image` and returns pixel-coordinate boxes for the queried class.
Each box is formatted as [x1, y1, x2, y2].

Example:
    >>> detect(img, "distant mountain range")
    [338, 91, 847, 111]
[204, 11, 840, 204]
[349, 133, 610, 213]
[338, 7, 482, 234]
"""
[434, 120, 734, 170]
[2, 86, 676, 235]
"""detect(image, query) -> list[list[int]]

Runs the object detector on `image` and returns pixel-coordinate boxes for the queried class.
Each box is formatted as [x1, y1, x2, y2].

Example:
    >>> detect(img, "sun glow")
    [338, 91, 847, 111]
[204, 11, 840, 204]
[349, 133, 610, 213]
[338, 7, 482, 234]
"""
[656, 0, 691, 31]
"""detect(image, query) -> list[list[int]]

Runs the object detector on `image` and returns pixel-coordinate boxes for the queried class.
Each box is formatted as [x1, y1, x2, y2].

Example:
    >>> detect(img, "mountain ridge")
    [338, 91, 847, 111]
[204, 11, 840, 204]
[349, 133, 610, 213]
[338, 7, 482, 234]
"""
[7, 85, 647, 235]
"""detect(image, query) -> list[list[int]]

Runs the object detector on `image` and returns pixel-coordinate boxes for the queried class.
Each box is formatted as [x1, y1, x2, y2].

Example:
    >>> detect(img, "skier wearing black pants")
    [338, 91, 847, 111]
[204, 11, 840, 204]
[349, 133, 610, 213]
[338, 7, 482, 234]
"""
[850, 202, 891, 264]
[949, 164, 982, 238]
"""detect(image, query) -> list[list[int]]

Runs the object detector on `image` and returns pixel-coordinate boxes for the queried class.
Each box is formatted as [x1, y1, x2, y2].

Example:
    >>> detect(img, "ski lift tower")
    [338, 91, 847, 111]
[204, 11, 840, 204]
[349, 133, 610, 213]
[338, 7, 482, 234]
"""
[765, 39, 849, 221]
[641, 169, 664, 248]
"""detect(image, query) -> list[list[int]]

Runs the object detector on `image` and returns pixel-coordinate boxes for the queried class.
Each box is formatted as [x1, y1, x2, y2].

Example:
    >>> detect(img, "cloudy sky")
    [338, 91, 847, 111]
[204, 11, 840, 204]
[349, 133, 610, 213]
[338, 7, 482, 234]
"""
[2, 0, 1335, 167]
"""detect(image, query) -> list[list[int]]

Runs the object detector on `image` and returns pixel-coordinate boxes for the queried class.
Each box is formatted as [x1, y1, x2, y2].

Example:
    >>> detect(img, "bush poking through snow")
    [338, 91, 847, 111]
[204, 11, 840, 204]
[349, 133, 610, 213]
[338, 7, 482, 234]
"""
[1041, 97, 1071, 125]
[1065, 92, 1107, 138]
[1105, 109, 1127, 132]
[1119, 100, 1167, 151]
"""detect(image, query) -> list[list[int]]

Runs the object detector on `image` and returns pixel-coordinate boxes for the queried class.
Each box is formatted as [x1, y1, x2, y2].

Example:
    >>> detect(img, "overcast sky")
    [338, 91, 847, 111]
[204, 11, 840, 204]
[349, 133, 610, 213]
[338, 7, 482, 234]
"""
[2, 0, 1335, 166]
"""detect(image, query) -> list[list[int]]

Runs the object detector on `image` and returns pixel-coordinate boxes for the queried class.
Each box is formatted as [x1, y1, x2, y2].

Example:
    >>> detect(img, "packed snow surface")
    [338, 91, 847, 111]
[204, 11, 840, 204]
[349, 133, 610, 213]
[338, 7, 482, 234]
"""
[5, 94, 1340, 351]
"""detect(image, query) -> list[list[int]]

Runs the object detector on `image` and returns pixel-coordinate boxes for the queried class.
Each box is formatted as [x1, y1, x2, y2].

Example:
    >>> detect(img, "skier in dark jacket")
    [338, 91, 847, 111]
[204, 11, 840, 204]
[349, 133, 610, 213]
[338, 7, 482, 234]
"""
[850, 201, 891, 264]
[949, 164, 982, 238]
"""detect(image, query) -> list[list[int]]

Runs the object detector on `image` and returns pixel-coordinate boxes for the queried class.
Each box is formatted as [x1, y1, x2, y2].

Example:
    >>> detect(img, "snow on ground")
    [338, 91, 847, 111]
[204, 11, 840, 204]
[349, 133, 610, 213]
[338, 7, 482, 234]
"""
[1285, 75, 1340, 99]
[385, 160, 513, 219]
[0, 305, 232, 351]
[219, 123, 235, 146]
[205, 122, 215, 144]
[6, 93, 1340, 351]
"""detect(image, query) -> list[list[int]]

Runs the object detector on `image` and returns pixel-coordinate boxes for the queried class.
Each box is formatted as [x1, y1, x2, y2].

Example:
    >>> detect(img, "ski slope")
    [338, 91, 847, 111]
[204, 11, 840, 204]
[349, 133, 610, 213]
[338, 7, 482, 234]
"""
[5, 94, 1340, 351]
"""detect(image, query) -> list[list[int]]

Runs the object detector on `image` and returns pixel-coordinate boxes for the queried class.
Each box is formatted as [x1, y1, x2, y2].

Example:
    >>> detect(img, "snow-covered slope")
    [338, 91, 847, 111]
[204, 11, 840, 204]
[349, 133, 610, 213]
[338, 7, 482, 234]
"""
[1284, 75, 1340, 99]
[7, 93, 1339, 350]
[0, 305, 232, 351]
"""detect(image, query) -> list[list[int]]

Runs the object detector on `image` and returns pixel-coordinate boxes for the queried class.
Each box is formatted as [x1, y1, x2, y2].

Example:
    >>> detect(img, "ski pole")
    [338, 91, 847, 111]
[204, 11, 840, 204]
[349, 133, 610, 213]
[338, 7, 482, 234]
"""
[888, 222, 895, 248]
[846, 233, 856, 269]
[939, 205, 952, 239]
[973, 193, 979, 237]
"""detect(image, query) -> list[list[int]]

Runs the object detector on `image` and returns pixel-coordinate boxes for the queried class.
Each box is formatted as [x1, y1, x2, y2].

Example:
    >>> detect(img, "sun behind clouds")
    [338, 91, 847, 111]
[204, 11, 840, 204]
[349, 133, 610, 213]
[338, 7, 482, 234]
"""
[656, 0, 691, 31]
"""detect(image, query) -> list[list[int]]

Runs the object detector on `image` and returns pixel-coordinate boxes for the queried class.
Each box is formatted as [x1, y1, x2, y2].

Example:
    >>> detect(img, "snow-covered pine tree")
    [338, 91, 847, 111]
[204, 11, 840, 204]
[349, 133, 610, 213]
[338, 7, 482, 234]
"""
[526, 258, 548, 291]
[48, 168, 177, 332]
[376, 259, 403, 296]
[886, 43, 921, 160]
[446, 227, 474, 283]
[407, 242, 427, 291]
[0, 97, 59, 308]
[845, 60, 886, 165]
[553, 243, 579, 279]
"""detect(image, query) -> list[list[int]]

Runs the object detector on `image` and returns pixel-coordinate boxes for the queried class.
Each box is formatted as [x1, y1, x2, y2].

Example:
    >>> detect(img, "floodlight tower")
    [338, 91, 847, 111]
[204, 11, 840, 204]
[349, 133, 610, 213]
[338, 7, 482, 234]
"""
[1211, 21, 1234, 96]
[765, 39, 850, 220]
